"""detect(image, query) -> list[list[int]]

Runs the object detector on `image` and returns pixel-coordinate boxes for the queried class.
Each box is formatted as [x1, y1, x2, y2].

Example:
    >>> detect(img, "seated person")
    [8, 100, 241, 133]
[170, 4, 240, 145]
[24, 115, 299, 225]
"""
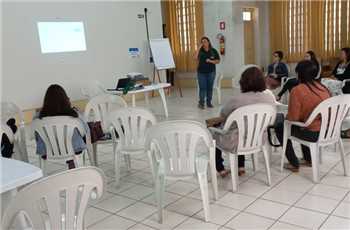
[266, 50, 289, 90]
[1, 118, 17, 158]
[277, 50, 321, 101]
[274, 60, 331, 172]
[211, 67, 275, 177]
[331, 47, 350, 94]
[34, 84, 89, 169]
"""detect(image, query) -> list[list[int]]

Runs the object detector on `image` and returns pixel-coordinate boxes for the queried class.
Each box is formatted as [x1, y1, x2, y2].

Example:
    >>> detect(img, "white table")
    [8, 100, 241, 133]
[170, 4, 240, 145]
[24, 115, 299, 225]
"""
[1, 157, 43, 220]
[108, 83, 171, 117]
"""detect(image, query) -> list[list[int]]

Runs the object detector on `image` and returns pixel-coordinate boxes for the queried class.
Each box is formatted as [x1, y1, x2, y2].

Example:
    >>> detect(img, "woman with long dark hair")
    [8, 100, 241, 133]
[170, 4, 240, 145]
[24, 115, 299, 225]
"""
[195, 36, 220, 109]
[274, 60, 330, 172]
[276, 50, 321, 101]
[34, 84, 88, 168]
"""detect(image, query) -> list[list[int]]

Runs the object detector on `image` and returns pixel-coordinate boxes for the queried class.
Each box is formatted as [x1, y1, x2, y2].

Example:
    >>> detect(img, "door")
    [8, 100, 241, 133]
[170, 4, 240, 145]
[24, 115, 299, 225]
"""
[243, 8, 256, 64]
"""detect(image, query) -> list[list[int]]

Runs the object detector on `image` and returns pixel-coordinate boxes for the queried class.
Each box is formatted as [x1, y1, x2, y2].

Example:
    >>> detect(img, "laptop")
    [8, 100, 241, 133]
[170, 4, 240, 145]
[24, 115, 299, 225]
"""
[107, 78, 133, 91]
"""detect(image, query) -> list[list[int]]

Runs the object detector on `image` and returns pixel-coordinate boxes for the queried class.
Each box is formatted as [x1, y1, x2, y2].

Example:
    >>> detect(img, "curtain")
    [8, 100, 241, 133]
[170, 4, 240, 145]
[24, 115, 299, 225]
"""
[270, 0, 350, 62]
[164, 0, 204, 72]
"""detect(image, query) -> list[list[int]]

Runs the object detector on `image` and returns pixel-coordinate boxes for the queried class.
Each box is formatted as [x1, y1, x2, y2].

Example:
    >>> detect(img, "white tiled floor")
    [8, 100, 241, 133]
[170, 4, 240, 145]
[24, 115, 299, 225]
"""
[23, 88, 350, 229]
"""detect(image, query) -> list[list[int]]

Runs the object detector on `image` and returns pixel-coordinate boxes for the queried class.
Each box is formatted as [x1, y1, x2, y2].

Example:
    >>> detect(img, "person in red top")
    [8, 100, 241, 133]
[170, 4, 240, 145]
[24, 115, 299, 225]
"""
[275, 60, 331, 172]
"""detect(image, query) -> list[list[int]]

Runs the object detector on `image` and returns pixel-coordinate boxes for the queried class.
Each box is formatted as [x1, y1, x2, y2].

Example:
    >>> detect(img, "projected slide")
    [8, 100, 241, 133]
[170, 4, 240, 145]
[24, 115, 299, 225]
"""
[37, 22, 87, 53]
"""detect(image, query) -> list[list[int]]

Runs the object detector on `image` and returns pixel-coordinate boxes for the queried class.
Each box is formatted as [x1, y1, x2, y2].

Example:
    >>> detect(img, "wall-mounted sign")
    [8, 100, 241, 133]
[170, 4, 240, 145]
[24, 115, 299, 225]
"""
[219, 21, 225, 30]
[128, 47, 140, 58]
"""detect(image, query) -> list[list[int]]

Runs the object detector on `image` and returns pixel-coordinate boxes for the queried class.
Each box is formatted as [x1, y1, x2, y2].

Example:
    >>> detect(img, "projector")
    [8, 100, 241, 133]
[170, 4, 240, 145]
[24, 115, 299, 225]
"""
[126, 72, 148, 81]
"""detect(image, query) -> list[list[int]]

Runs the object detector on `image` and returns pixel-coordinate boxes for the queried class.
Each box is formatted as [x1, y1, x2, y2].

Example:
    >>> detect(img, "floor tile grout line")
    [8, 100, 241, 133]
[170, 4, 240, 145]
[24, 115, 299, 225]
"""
[269, 151, 350, 229]
[318, 190, 350, 229]
[217, 169, 293, 229]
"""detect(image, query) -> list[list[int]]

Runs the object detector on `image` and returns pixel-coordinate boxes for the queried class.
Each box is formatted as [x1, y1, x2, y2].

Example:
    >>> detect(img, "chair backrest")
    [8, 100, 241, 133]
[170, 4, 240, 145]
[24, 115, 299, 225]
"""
[1, 120, 14, 144]
[305, 95, 350, 145]
[84, 94, 127, 133]
[31, 116, 87, 160]
[1, 101, 28, 161]
[223, 104, 276, 154]
[1, 101, 25, 123]
[232, 64, 260, 89]
[108, 107, 157, 149]
[145, 120, 215, 177]
[1, 167, 104, 230]
[214, 73, 223, 89]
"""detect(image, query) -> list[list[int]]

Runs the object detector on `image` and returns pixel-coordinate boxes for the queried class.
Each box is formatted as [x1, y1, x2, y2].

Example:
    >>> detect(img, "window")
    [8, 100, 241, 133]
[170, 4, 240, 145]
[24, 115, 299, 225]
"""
[243, 11, 251, 21]
[270, 0, 350, 61]
[287, 0, 310, 59]
[324, 0, 350, 55]
[164, 0, 204, 71]
[176, 0, 198, 53]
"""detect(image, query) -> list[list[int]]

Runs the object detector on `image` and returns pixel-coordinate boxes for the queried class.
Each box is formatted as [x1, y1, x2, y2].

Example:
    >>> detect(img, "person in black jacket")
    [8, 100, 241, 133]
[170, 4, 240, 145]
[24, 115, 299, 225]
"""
[266, 51, 289, 89]
[331, 47, 350, 94]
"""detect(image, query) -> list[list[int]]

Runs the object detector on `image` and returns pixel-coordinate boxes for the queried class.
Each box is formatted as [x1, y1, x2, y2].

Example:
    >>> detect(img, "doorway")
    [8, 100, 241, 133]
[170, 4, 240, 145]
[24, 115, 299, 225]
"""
[243, 8, 256, 64]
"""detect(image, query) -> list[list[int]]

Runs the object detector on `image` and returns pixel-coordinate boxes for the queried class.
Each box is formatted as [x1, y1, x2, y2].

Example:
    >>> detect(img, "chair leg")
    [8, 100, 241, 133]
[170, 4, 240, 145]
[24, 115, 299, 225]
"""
[310, 144, 320, 183]
[197, 171, 211, 222]
[338, 140, 348, 176]
[262, 146, 272, 186]
[124, 154, 131, 171]
[281, 124, 290, 172]
[252, 153, 259, 172]
[155, 174, 165, 223]
[209, 147, 218, 200]
[75, 154, 84, 168]
[114, 150, 121, 185]
[92, 143, 98, 167]
[229, 154, 239, 192]
[217, 88, 221, 105]
[42, 159, 47, 176]
[319, 147, 323, 164]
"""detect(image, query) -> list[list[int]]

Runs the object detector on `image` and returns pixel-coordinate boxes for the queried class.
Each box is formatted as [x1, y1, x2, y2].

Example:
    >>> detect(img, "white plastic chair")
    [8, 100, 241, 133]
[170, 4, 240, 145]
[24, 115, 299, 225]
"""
[342, 79, 350, 90]
[210, 104, 277, 192]
[280, 76, 297, 104]
[1, 120, 14, 145]
[232, 65, 260, 89]
[1, 102, 28, 162]
[196, 72, 224, 105]
[213, 73, 224, 104]
[108, 107, 157, 184]
[84, 94, 127, 166]
[281, 95, 350, 183]
[1, 167, 104, 230]
[145, 120, 218, 223]
[31, 116, 94, 175]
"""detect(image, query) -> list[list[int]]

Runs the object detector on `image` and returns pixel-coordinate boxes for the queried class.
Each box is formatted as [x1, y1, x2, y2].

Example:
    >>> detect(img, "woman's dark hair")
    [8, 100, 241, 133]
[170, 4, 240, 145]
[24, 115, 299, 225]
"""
[297, 60, 329, 97]
[39, 84, 78, 118]
[306, 50, 319, 65]
[296, 50, 319, 75]
[341, 47, 350, 62]
[239, 67, 266, 93]
[274, 50, 284, 60]
[200, 36, 212, 50]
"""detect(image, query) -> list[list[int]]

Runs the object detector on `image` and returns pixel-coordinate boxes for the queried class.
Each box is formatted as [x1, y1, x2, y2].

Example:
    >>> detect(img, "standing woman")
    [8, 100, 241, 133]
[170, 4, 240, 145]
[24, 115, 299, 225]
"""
[195, 37, 220, 109]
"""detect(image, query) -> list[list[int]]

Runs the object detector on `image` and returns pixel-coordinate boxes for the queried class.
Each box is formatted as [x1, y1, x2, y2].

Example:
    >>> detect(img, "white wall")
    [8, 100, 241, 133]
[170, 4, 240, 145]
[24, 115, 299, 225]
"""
[2, 1, 163, 110]
[203, 0, 270, 79]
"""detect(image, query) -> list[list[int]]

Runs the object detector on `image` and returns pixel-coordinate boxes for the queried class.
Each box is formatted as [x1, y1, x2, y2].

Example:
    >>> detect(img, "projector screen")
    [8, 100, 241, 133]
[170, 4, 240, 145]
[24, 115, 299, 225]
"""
[37, 22, 87, 53]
